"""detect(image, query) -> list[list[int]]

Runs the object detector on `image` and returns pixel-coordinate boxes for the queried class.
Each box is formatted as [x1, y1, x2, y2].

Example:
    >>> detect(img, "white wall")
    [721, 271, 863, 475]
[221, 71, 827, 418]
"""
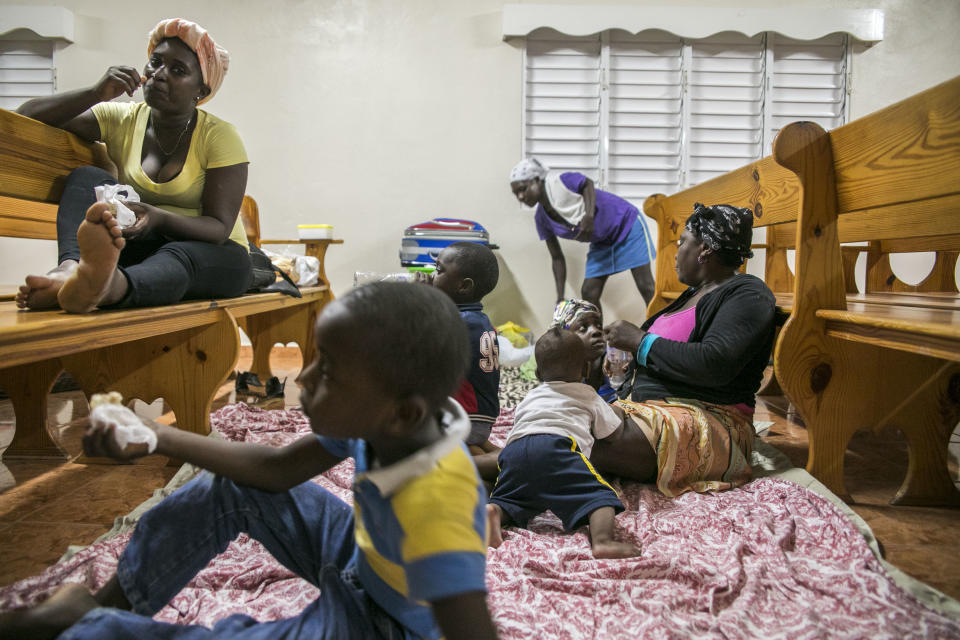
[2, 0, 958, 334]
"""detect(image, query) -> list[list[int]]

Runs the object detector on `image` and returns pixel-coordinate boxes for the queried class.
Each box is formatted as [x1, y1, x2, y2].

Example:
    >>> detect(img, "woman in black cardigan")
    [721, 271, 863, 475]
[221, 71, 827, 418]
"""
[592, 203, 776, 496]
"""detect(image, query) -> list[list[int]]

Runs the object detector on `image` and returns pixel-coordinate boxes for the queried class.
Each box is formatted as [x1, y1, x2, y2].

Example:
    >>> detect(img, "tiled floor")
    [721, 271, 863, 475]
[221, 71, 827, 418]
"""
[1, 349, 958, 602]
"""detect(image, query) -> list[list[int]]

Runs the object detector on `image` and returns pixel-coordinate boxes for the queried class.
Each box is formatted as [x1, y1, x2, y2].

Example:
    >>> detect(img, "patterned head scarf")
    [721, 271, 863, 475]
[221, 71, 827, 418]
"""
[550, 298, 600, 330]
[510, 158, 548, 183]
[686, 202, 755, 267]
[147, 18, 230, 105]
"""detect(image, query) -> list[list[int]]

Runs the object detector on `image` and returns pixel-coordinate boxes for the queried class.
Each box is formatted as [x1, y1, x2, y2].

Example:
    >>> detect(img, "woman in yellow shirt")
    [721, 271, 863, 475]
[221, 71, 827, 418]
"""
[15, 18, 251, 313]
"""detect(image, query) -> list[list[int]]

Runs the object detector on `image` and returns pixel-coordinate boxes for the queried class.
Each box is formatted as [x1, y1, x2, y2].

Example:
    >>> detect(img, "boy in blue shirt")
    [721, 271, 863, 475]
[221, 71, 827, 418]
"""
[429, 242, 501, 458]
[0, 282, 497, 640]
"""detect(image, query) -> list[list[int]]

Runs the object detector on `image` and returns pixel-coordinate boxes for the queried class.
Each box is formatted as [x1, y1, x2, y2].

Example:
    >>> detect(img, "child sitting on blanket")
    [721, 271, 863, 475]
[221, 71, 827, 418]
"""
[486, 328, 640, 559]
[551, 298, 619, 401]
[0, 282, 498, 640]
[425, 242, 501, 458]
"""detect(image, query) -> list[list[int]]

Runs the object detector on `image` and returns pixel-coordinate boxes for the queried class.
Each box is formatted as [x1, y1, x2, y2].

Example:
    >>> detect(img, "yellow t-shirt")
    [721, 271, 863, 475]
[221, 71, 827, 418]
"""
[91, 101, 250, 249]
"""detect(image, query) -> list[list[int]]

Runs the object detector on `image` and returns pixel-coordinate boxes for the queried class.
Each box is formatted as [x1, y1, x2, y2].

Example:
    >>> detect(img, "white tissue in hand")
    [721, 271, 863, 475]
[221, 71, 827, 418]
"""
[89, 393, 157, 453]
[94, 184, 140, 229]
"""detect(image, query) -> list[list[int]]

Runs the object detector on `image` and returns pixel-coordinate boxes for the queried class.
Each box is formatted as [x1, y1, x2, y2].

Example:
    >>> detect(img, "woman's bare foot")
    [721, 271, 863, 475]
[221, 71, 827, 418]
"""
[486, 503, 504, 548]
[0, 582, 98, 639]
[57, 203, 127, 313]
[591, 539, 641, 559]
[15, 262, 78, 310]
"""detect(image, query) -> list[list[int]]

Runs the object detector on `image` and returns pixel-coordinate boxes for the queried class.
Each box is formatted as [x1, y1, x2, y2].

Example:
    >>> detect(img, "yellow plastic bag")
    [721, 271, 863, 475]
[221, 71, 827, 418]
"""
[496, 321, 531, 348]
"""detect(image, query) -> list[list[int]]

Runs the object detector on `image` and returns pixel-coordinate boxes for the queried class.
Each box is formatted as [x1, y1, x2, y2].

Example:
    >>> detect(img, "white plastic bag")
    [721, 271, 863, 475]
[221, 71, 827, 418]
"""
[295, 255, 320, 286]
[498, 334, 534, 367]
[262, 249, 321, 286]
[94, 184, 140, 229]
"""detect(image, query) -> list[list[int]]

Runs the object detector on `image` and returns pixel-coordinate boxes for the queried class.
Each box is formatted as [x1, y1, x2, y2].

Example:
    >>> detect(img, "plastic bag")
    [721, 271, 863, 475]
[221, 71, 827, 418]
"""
[496, 321, 532, 348]
[518, 353, 538, 381]
[295, 256, 320, 286]
[263, 249, 321, 286]
[94, 184, 140, 228]
[498, 334, 534, 368]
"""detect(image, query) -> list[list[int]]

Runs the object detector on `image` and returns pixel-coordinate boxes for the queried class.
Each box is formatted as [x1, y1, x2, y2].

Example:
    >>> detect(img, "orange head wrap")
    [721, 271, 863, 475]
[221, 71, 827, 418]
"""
[147, 18, 229, 105]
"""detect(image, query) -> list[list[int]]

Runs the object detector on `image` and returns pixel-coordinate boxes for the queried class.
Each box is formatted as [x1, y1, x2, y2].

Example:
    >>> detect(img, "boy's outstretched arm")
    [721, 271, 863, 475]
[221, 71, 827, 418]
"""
[84, 420, 342, 492]
[431, 591, 499, 640]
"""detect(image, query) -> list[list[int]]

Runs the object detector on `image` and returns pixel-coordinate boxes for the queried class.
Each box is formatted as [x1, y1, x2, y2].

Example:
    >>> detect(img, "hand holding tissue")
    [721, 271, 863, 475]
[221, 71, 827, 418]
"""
[94, 184, 141, 229]
[87, 392, 158, 455]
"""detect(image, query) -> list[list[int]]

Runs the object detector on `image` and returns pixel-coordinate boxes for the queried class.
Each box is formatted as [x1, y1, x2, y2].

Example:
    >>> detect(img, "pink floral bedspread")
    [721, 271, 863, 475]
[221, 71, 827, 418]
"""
[1, 404, 957, 638]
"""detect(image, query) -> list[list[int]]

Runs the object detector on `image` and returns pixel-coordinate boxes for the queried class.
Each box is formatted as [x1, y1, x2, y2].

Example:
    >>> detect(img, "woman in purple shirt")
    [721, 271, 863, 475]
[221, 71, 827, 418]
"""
[510, 158, 655, 311]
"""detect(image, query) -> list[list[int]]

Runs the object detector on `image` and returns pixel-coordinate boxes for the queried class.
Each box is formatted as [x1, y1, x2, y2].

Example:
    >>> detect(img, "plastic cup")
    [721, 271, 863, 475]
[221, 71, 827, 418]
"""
[606, 345, 633, 387]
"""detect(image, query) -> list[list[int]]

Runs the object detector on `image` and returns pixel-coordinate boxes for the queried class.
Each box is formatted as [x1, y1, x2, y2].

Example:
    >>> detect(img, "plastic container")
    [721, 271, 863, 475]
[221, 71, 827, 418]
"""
[297, 224, 333, 240]
[606, 345, 633, 387]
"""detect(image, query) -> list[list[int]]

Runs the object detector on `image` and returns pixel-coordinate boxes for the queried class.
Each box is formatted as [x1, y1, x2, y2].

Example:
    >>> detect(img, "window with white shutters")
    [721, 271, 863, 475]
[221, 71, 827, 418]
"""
[765, 33, 848, 151]
[523, 30, 601, 181]
[0, 38, 55, 111]
[685, 33, 765, 186]
[521, 29, 848, 206]
[607, 30, 683, 203]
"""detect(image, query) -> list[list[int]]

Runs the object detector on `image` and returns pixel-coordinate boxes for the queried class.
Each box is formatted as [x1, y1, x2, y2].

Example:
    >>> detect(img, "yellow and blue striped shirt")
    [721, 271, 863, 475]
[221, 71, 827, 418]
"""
[318, 400, 487, 639]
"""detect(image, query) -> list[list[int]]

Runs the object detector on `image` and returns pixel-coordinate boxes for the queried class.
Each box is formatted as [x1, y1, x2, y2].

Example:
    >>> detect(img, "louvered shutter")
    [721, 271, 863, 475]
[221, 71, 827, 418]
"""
[521, 29, 848, 194]
[523, 30, 601, 180]
[0, 39, 55, 110]
[606, 31, 683, 206]
[765, 33, 847, 147]
[685, 33, 765, 187]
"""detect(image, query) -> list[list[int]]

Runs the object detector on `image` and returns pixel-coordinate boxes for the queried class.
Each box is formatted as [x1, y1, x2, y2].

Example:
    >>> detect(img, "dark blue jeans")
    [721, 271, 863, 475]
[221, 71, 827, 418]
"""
[60, 473, 407, 639]
[56, 166, 252, 308]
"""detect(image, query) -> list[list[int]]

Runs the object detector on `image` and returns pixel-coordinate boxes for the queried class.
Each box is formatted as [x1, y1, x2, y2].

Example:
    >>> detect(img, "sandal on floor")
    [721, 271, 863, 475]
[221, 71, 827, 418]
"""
[264, 376, 286, 399]
[235, 371, 266, 396]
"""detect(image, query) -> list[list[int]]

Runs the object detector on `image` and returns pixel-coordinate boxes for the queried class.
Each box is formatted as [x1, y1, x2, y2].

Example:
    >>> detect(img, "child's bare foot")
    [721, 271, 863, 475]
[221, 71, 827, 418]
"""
[0, 582, 98, 639]
[486, 504, 504, 548]
[587, 506, 640, 558]
[57, 203, 127, 313]
[591, 539, 641, 559]
[15, 263, 78, 310]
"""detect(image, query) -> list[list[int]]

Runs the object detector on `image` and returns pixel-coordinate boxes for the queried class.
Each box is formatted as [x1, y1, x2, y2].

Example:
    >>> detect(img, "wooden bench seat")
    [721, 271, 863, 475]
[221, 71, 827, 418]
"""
[643, 75, 960, 506]
[0, 107, 339, 458]
[816, 302, 960, 363]
[662, 290, 960, 316]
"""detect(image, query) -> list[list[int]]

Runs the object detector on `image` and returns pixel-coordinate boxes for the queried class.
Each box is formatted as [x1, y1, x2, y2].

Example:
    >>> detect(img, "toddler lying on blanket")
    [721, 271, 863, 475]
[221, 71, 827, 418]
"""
[487, 328, 640, 559]
[0, 282, 497, 640]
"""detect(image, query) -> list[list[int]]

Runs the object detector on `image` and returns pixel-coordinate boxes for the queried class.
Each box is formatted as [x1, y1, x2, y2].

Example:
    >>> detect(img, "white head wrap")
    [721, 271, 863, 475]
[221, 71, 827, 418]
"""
[510, 158, 548, 183]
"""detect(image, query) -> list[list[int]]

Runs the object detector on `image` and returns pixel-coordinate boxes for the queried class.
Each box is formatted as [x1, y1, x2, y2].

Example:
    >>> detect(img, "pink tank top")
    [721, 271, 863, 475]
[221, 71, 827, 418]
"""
[648, 305, 754, 416]
[648, 306, 697, 341]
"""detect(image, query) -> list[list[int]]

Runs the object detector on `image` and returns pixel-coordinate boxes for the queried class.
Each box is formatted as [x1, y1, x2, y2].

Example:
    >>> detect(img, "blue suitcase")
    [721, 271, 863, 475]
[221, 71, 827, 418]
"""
[399, 218, 495, 268]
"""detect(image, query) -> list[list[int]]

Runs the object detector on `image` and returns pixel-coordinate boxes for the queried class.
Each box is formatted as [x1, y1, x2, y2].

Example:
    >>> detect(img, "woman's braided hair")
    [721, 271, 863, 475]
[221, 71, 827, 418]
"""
[685, 203, 755, 267]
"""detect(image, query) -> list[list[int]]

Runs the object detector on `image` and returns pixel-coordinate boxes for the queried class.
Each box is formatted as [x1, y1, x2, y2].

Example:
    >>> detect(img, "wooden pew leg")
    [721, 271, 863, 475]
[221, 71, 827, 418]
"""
[778, 336, 960, 505]
[0, 360, 65, 458]
[244, 298, 327, 382]
[890, 366, 960, 506]
[802, 399, 856, 504]
[62, 311, 240, 440]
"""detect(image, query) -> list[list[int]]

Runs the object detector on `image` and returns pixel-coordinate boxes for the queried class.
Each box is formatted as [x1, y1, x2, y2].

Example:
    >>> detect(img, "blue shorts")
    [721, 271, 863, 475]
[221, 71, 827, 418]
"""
[585, 216, 656, 278]
[489, 434, 624, 531]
